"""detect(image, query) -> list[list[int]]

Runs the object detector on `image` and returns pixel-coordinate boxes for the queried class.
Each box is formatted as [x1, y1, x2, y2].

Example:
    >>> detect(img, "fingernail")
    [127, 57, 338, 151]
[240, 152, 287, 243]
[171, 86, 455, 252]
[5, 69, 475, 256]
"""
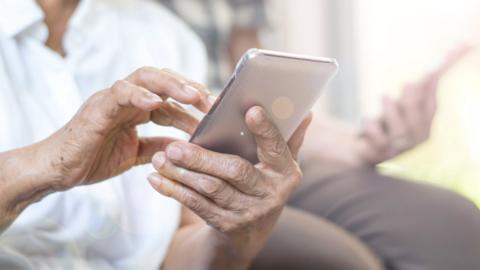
[183, 84, 199, 97]
[148, 173, 163, 186]
[166, 145, 183, 161]
[153, 152, 166, 167]
[145, 91, 163, 103]
[250, 106, 265, 125]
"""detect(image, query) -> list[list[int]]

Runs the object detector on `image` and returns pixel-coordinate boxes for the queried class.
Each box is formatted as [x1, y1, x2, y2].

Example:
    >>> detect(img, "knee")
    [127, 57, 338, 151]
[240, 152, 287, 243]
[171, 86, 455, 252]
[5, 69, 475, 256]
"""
[252, 208, 384, 270]
[418, 185, 480, 227]
[406, 186, 480, 268]
[368, 181, 480, 270]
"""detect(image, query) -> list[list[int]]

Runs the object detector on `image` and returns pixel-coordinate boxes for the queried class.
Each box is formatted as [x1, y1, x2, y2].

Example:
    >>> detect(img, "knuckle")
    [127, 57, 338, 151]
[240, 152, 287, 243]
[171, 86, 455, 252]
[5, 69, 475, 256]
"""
[82, 91, 104, 112]
[218, 191, 236, 208]
[83, 91, 117, 124]
[190, 146, 208, 169]
[182, 191, 202, 212]
[228, 160, 253, 186]
[230, 160, 249, 179]
[111, 80, 129, 96]
[261, 123, 278, 139]
[135, 66, 155, 82]
[218, 185, 241, 208]
[152, 103, 173, 124]
[268, 139, 288, 159]
[200, 178, 224, 197]
[137, 66, 155, 75]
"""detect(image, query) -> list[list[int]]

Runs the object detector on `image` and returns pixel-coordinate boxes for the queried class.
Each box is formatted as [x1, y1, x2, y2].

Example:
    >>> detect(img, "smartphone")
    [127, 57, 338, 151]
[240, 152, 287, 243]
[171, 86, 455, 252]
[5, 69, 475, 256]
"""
[190, 49, 339, 163]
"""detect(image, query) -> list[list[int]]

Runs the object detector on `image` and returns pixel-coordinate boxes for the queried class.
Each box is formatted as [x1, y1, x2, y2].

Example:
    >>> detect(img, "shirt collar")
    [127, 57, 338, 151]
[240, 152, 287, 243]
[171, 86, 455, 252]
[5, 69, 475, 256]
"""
[0, 0, 44, 38]
[0, 0, 94, 39]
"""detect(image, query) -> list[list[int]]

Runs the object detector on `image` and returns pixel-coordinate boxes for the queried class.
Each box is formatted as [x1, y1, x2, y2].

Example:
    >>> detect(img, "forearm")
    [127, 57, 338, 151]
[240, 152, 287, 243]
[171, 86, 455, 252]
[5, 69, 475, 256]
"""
[162, 224, 252, 270]
[0, 139, 62, 233]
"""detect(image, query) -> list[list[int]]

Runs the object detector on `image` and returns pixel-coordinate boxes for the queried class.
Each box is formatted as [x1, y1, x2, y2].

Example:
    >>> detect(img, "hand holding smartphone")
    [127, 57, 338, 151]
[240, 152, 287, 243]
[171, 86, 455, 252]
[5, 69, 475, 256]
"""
[190, 49, 339, 163]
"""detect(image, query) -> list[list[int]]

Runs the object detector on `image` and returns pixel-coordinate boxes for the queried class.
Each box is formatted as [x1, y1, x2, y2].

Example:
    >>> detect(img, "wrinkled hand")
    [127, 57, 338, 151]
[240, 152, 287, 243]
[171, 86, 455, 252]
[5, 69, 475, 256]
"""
[302, 47, 471, 170]
[45, 67, 211, 190]
[149, 107, 312, 262]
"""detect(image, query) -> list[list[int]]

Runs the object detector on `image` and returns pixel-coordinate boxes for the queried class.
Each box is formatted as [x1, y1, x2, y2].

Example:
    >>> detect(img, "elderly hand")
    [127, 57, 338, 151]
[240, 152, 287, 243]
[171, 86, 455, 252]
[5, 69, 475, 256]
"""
[149, 107, 312, 264]
[44, 67, 211, 190]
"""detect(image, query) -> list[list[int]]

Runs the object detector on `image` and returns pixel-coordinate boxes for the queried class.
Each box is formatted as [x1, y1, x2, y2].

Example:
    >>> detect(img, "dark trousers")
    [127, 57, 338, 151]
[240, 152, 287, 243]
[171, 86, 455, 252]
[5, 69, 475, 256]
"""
[252, 169, 480, 270]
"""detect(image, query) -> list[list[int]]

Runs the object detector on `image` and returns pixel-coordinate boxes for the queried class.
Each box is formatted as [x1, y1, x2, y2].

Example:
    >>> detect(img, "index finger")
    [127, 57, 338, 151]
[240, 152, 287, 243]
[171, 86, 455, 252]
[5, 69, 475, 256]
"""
[420, 45, 472, 93]
[412, 45, 471, 115]
[245, 106, 295, 173]
[162, 68, 214, 112]
[432, 45, 472, 77]
[126, 67, 212, 113]
[163, 141, 265, 196]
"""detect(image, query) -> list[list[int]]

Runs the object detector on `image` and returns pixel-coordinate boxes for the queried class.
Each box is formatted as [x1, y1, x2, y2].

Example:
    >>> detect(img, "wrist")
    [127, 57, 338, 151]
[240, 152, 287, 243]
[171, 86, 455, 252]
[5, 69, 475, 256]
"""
[0, 140, 64, 218]
[38, 132, 76, 191]
[204, 226, 254, 270]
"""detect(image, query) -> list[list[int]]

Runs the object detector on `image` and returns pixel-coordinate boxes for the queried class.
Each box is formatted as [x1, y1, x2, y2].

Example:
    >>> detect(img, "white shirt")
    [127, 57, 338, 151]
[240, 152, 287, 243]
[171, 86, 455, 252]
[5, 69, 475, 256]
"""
[0, 0, 207, 269]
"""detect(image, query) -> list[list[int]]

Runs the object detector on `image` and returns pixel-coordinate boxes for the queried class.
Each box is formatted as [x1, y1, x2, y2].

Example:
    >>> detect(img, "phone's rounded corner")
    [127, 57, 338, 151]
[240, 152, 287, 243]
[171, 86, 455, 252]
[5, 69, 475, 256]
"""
[245, 48, 261, 59]
[331, 58, 340, 70]
[234, 48, 261, 75]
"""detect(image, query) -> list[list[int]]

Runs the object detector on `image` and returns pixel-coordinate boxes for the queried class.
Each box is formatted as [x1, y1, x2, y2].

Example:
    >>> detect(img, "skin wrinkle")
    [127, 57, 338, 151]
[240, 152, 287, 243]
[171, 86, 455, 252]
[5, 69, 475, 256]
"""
[5, 1, 463, 266]
[1, 4, 226, 266]
[0, 143, 62, 233]
[1, 0, 309, 266]
[151, 104, 311, 268]
[6, 185, 54, 215]
[55, 127, 96, 185]
[104, 143, 133, 180]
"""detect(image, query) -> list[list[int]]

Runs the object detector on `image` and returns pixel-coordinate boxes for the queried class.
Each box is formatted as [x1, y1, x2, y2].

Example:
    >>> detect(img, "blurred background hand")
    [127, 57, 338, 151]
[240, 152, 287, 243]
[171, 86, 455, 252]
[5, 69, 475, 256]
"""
[300, 47, 471, 175]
